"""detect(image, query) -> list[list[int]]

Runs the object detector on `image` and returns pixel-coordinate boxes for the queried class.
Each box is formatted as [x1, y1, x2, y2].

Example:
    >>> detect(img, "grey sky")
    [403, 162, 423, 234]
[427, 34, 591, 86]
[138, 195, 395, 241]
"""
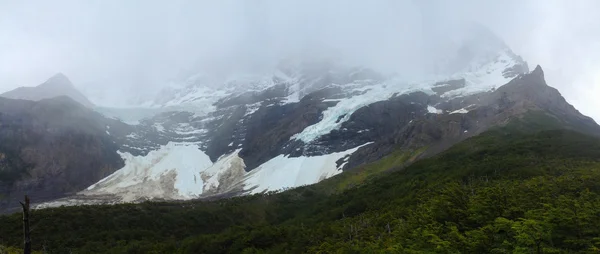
[0, 0, 599, 121]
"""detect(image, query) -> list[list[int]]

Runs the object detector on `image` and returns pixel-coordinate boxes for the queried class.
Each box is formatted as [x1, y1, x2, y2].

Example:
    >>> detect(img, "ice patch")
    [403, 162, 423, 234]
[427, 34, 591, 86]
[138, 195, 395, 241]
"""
[243, 143, 370, 194]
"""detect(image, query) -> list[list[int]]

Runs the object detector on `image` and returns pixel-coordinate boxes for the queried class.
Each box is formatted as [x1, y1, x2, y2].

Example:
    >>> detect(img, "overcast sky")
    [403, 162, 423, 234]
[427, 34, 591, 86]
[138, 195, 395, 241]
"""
[0, 0, 599, 121]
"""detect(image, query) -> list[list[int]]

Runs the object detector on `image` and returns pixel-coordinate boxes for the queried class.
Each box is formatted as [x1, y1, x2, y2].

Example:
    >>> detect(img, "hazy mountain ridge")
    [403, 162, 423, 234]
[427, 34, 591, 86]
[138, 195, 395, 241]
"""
[0, 73, 94, 108]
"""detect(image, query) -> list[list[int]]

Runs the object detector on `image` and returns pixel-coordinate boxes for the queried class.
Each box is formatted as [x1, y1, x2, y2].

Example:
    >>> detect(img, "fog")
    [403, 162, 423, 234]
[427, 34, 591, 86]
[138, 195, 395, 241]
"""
[0, 0, 599, 121]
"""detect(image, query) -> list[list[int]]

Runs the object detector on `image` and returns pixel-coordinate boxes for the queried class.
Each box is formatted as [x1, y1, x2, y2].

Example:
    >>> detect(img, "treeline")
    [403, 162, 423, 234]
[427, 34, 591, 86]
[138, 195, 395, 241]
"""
[1, 128, 600, 253]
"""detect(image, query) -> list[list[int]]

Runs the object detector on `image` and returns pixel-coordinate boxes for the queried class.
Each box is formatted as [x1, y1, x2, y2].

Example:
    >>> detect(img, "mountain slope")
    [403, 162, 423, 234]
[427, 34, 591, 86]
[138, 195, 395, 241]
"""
[0, 96, 131, 212]
[1, 124, 600, 253]
[0, 73, 94, 108]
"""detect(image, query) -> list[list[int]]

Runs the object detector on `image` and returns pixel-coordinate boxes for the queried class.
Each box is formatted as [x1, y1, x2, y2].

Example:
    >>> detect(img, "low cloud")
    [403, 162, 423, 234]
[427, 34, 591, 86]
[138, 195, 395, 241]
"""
[0, 0, 598, 121]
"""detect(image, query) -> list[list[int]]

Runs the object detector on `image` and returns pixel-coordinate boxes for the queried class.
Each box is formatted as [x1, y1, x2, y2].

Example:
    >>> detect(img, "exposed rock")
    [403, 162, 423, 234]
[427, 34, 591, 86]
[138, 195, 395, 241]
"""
[239, 91, 339, 170]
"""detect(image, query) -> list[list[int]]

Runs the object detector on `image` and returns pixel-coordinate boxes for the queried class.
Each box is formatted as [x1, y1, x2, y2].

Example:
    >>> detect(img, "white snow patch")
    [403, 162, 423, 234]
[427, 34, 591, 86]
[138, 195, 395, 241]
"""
[244, 102, 262, 116]
[153, 123, 165, 133]
[442, 49, 518, 98]
[427, 106, 443, 114]
[450, 108, 469, 114]
[105, 130, 110, 135]
[450, 104, 476, 114]
[243, 143, 370, 194]
[174, 129, 206, 135]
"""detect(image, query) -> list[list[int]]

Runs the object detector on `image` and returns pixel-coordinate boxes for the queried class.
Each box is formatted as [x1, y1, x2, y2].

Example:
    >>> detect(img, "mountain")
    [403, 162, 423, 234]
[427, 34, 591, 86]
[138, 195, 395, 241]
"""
[37, 64, 599, 208]
[0, 73, 94, 108]
[0, 26, 599, 213]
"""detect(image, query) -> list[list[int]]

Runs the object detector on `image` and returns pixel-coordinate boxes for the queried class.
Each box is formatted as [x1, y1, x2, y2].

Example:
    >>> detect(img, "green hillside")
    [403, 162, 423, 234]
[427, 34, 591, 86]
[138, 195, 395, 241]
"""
[1, 123, 600, 253]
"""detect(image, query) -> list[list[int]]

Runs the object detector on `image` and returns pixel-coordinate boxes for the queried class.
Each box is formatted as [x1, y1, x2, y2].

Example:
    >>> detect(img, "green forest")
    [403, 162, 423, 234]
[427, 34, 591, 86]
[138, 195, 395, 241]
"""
[1, 125, 600, 253]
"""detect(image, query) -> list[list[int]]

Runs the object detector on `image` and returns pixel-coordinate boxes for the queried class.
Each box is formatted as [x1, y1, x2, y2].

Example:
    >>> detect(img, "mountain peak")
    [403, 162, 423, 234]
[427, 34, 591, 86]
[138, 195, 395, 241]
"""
[0, 73, 94, 108]
[41, 73, 74, 89]
[531, 65, 544, 81]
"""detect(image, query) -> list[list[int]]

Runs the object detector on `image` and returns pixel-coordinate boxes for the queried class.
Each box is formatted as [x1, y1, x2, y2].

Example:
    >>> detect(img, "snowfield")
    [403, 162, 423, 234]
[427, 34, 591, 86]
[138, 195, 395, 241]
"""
[243, 143, 371, 194]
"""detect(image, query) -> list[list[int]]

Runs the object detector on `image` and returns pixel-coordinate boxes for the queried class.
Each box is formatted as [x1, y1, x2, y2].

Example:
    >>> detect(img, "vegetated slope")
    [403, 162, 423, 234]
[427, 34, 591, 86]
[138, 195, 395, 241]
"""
[1, 117, 600, 253]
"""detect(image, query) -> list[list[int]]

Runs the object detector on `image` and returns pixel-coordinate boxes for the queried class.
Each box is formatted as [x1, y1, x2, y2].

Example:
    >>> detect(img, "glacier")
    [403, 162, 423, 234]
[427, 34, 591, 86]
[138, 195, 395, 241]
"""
[39, 142, 369, 207]
[85, 142, 213, 201]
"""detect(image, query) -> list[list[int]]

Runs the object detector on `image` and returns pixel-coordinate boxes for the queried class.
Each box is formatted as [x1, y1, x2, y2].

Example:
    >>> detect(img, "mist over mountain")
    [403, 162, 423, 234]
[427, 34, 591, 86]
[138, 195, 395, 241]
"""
[1, 2, 600, 253]
[1, 1, 599, 121]
[0, 73, 94, 108]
